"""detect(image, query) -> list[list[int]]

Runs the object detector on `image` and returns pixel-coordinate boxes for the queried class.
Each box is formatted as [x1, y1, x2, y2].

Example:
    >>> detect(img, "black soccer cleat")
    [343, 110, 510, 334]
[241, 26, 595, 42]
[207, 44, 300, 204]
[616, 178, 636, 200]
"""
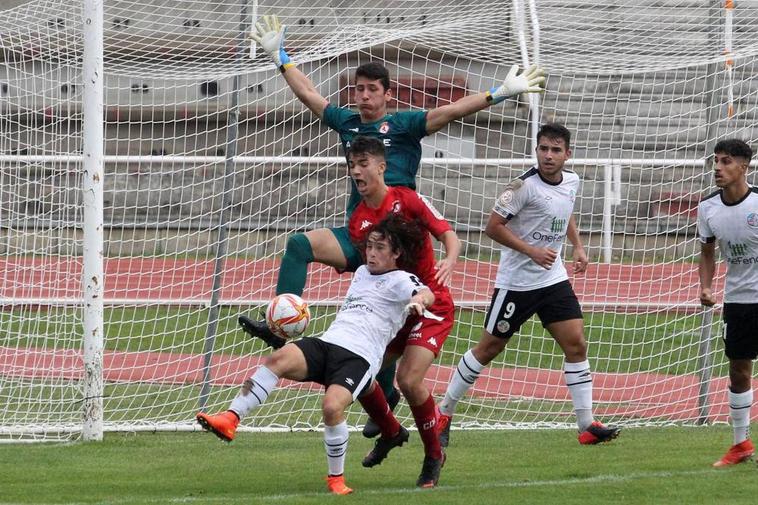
[416, 452, 446, 488]
[362, 387, 401, 439]
[238, 314, 287, 349]
[361, 426, 409, 468]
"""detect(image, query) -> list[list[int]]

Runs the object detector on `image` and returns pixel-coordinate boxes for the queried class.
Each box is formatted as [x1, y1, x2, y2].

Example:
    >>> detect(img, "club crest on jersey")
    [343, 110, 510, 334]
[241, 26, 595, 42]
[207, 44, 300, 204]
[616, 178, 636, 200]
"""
[375, 278, 387, 289]
[498, 190, 514, 206]
[569, 189, 576, 203]
[392, 200, 402, 213]
[379, 122, 390, 134]
[497, 320, 510, 333]
[747, 212, 758, 228]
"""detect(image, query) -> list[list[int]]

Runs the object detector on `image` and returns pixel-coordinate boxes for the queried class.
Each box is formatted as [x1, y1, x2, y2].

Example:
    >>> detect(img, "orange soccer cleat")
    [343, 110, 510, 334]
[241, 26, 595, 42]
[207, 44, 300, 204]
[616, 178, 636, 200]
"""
[436, 410, 452, 448]
[578, 421, 621, 445]
[326, 474, 354, 495]
[713, 439, 754, 467]
[196, 410, 240, 442]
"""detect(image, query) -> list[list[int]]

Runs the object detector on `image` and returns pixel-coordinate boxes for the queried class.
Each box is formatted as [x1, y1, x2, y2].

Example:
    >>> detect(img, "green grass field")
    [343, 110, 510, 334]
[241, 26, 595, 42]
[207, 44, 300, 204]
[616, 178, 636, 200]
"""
[2, 426, 757, 505]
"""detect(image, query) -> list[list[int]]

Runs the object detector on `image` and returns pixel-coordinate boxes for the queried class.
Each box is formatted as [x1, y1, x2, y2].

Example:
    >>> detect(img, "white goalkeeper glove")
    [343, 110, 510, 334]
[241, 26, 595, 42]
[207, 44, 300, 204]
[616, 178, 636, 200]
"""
[485, 64, 545, 105]
[250, 14, 295, 72]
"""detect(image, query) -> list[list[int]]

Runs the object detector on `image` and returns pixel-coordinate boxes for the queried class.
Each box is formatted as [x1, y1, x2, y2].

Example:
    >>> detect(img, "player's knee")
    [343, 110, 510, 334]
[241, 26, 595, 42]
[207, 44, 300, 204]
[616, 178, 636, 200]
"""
[321, 398, 345, 424]
[563, 338, 588, 361]
[475, 334, 507, 364]
[395, 373, 419, 398]
[284, 233, 314, 263]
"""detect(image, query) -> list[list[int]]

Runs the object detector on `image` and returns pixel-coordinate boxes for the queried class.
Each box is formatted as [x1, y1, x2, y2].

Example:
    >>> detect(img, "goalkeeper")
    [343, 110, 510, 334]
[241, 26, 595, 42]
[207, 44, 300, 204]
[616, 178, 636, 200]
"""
[241, 14, 545, 436]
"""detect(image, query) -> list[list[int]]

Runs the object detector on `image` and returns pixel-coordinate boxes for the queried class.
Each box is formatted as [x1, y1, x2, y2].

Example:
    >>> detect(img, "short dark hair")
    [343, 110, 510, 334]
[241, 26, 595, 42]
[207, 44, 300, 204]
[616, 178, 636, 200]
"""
[347, 135, 385, 160]
[355, 62, 391, 92]
[365, 213, 424, 271]
[537, 123, 571, 149]
[714, 139, 753, 161]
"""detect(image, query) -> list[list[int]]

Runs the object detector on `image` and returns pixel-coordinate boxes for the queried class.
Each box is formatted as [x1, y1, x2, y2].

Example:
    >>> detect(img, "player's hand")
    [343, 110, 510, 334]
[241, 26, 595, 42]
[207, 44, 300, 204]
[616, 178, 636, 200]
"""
[434, 257, 457, 287]
[700, 288, 716, 307]
[487, 65, 545, 104]
[405, 302, 425, 317]
[529, 246, 558, 270]
[250, 14, 292, 68]
[572, 247, 588, 273]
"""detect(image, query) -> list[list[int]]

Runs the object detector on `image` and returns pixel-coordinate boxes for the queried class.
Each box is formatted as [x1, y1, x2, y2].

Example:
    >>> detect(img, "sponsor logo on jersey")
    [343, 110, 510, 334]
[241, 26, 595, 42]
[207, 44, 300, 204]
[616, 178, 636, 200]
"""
[497, 320, 510, 333]
[747, 212, 758, 228]
[341, 294, 374, 313]
[728, 241, 750, 257]
[550, 217, 566, 233]
[379, 121, 390, 134]
[360, 219, 372, 230]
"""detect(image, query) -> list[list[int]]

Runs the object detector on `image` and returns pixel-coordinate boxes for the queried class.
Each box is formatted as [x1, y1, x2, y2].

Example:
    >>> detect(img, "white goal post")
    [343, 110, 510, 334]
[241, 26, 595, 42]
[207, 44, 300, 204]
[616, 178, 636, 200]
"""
[1, 0, 757, 442]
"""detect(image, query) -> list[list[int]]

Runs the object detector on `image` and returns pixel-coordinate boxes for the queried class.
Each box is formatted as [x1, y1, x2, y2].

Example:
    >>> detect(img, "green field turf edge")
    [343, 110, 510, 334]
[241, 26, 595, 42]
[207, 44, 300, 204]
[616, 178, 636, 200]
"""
[1, 426, 756, 505]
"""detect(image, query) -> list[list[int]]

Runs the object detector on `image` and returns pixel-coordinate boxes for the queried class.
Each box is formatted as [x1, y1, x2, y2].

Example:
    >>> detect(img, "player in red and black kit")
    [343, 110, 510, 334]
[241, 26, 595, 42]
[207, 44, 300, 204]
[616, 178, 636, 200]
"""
[346, 136, 460, 488]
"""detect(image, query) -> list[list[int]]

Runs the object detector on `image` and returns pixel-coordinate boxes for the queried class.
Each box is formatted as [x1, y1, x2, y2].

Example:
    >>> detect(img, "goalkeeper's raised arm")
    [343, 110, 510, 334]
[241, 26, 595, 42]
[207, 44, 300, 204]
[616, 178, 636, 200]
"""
[425, 64, 545, 134]
[250, 14, 328, 118]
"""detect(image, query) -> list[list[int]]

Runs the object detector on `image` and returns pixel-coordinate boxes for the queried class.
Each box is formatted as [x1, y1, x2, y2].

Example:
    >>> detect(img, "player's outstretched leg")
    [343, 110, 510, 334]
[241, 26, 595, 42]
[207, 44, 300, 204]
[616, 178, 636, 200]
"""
[238, 314, 287, 349]
[361, 426, 409, 467]
[363, 364, 400, 438]
[196, 410, 240, 442]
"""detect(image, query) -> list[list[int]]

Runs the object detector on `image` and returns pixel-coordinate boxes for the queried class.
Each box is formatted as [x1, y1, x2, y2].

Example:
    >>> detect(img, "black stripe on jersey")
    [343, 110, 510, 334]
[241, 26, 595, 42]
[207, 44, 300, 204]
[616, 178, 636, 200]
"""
[752, 187, 758, 194]
[721, 187, 753, 206]
[519, 167, 539, 180]
[702, 236, 716, 243]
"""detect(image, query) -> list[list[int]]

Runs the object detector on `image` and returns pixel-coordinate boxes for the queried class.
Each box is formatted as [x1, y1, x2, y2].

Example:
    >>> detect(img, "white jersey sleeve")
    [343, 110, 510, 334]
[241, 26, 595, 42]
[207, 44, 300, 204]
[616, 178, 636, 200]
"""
[697, 197, 716, 243]
[493, 179, 530, 219]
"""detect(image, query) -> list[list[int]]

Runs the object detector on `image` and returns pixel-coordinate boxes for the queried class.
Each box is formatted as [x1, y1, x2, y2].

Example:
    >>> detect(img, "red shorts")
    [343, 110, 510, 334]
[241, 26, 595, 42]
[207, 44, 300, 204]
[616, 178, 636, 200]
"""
[386, 291, 454, 357]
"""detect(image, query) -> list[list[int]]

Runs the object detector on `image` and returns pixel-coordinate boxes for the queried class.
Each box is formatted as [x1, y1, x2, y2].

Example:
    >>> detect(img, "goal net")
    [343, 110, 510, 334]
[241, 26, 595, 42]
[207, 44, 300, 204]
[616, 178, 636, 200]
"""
[1, 0, 757, 441]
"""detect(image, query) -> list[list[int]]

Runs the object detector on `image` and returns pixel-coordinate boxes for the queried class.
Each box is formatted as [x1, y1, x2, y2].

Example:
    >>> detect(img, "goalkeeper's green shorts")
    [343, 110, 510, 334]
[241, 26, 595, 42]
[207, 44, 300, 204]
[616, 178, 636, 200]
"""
[330, 226, 363, 273]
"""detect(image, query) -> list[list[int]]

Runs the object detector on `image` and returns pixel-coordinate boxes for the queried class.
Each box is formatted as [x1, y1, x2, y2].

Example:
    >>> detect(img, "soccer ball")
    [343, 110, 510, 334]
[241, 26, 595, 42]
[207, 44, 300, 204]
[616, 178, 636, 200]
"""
[265, 293, 311, 339]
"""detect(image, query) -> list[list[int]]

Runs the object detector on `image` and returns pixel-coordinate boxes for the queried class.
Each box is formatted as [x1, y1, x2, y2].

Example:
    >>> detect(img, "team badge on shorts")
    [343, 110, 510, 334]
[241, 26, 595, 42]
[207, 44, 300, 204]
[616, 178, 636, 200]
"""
[379, 122, 390, 134]
[497, 320, 510, 333]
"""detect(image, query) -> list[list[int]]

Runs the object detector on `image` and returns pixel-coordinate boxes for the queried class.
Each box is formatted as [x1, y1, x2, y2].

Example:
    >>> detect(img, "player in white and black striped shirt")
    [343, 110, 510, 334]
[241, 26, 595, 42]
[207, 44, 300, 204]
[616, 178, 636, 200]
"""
[698, 138, 757, 467]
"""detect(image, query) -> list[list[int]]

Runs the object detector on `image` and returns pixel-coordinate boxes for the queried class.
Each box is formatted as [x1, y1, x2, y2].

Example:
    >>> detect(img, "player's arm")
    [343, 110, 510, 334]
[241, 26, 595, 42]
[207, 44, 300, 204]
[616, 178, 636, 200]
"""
[433, 230, 461, 287]
[406, 287, 435, 317]
[485, 211, 557, 270]
[566, 215, 588, 273]
[698, 240, 717, 307]
[250, 15, 328, 118]
[425, 64, 545, 134]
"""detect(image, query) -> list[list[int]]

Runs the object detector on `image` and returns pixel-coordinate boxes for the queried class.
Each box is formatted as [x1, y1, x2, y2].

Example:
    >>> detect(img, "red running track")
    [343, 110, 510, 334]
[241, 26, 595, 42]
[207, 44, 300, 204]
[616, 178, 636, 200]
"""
[0, 257, 725, 307]
[1, 346, 755, 423]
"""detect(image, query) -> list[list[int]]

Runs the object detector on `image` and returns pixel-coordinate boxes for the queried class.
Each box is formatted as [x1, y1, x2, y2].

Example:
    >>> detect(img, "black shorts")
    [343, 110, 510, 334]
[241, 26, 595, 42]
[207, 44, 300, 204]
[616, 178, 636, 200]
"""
[293, 337, 373, 400]
[722, 303, 758, 360]
[484, 280, 583, 339]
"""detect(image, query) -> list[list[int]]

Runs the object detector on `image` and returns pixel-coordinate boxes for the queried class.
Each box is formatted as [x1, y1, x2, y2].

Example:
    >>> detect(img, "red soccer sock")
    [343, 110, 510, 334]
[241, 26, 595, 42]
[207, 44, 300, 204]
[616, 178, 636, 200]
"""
[410, 394, 443, 460]
[359, 384, 401, 438]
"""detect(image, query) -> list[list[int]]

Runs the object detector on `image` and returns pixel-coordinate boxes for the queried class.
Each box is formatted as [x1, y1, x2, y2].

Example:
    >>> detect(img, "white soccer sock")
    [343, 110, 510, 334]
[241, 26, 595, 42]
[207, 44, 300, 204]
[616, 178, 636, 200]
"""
[729, 389, 753, 445]
[324, 421, 349, 476]
[564, 360, 593, 432]
[229, 366, 279, 420]
[439, 349, 485, 416]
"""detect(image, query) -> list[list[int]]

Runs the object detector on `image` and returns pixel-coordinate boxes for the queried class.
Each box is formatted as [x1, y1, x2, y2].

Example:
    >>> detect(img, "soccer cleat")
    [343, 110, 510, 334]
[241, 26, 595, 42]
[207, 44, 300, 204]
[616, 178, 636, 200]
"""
[416, 453, 446, 488]
[196, 410, 240, 442]
[578, 421, 621, 445]
[361, 426, 409, 467]
[437, 411, 452, 448]
[325, 474, 354, 495]
[362, 387, 401, 438]
[713, 439, 754, 467]
[238, 314, 287, 349]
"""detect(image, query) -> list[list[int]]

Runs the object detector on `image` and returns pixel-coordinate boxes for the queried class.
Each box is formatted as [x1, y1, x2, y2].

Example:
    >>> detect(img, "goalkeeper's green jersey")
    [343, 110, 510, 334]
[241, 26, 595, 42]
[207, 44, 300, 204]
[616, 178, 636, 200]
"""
[322, 104, 428, 216]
